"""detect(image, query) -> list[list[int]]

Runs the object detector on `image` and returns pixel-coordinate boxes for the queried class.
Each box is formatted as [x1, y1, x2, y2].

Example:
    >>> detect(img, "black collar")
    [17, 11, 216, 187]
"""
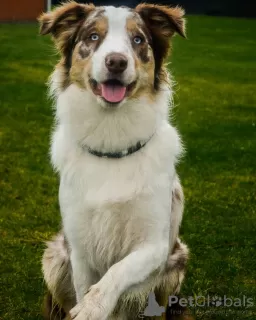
[81, 137, 152, 159]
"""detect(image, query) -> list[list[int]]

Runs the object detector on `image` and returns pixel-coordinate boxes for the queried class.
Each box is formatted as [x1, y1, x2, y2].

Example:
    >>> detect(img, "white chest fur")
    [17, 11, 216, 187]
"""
[51, 84, 182, 275]
[57, 125, 179, 274]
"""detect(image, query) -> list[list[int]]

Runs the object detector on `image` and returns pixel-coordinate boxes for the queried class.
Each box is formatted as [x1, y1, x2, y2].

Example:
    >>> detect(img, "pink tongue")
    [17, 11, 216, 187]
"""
[101, 83, 126, 103]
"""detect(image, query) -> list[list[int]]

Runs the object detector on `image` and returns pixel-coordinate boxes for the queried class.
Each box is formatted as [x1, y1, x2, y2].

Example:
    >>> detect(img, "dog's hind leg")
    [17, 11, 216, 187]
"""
[42, 232, 76, 319]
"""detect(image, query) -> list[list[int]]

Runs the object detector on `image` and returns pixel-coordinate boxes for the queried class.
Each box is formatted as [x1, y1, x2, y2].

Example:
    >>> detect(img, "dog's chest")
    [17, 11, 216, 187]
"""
[59, 148, 172, 272]
[72, 200, 155, 273]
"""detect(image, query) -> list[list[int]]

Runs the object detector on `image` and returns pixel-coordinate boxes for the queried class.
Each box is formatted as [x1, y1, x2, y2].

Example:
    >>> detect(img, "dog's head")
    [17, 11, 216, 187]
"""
[39, 1, 185, 107]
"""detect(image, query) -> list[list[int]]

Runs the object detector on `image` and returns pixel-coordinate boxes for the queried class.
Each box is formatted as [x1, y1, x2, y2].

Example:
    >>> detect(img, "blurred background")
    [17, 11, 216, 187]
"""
[1, 0, 256, 21]
[0, 1, 255, 320]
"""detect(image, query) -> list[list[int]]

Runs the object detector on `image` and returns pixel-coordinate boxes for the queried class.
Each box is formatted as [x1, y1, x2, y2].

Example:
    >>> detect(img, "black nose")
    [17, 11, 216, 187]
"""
[105, 53, 128, 73]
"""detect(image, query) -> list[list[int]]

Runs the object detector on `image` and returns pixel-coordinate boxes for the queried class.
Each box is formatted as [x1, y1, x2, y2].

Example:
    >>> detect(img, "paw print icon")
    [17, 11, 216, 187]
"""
[211, 296, 222, 307]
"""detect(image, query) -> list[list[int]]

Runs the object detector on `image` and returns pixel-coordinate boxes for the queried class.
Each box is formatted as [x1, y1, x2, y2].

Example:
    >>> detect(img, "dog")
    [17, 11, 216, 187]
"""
[39, 2, 189, 319]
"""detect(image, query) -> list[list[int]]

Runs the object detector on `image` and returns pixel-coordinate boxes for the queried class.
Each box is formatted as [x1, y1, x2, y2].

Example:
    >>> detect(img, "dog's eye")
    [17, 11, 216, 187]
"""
[133, 36, 143, 44]
[90, 33, 99, 41]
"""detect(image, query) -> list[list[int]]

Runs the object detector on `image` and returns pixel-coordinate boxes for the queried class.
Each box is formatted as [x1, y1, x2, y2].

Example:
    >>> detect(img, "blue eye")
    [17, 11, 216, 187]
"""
[134, 36, 143, 44]
[90, 33, 99, 41]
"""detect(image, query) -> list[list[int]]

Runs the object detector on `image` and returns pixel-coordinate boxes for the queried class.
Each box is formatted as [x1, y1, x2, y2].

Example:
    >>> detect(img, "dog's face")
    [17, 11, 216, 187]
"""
[39, 2, 185, 107]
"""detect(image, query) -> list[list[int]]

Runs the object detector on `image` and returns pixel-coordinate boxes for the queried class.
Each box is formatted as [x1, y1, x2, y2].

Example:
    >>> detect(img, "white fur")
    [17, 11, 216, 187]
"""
[92, 7, 136, 86]
[49, 6, 183, 320]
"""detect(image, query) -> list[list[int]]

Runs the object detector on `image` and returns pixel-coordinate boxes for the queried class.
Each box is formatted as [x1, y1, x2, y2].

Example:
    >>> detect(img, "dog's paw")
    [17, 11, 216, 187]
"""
[70, 286, 110, 320]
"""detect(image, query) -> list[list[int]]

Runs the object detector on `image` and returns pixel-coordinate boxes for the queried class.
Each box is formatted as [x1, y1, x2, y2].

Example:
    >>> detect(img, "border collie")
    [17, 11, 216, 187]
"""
[39, 2, 189, 319]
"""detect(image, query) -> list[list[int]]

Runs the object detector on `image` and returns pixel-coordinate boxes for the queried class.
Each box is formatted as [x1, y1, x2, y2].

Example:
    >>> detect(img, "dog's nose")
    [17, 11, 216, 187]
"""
[105, 53, 128, 73]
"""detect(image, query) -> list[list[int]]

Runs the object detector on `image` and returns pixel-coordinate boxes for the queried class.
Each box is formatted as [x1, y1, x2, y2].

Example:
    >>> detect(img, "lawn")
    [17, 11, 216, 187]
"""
[0, 15, 256, 320]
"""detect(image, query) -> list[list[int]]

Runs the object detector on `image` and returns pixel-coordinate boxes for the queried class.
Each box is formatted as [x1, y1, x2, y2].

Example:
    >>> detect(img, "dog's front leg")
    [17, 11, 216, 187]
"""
[71, 250, 98, 303]
[70, 242, 168, 320]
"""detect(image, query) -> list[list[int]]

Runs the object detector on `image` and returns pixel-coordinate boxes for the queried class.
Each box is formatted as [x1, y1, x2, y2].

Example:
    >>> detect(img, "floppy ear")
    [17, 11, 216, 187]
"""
[38, 1, 95, 36]
[135, 3, 186, 39]
[135, 4, 185, 88]
[38, 1, 95, 64]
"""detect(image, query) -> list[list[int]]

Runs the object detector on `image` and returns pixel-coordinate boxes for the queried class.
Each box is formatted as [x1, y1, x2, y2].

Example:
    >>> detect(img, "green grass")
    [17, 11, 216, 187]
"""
[0, 15, 255, 320]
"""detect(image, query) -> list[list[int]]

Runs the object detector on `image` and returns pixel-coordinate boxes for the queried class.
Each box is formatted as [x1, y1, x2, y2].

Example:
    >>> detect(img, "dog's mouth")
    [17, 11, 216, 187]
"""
[89, 79, 136, 104]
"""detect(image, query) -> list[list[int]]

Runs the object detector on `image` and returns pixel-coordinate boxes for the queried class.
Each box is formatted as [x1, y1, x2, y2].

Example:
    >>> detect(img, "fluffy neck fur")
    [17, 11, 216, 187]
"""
[50, 67, 173, 152]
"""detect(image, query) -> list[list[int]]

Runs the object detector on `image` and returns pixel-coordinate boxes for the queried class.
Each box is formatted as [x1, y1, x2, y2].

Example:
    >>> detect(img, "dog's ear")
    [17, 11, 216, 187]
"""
[135, 4, 185, 88]
[38, 2, 95, 36]
[135, 4, 186, 39]
[38, 2, 95, 58]
[38, 2, 95, 68]
[135, 4, 185, 58]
